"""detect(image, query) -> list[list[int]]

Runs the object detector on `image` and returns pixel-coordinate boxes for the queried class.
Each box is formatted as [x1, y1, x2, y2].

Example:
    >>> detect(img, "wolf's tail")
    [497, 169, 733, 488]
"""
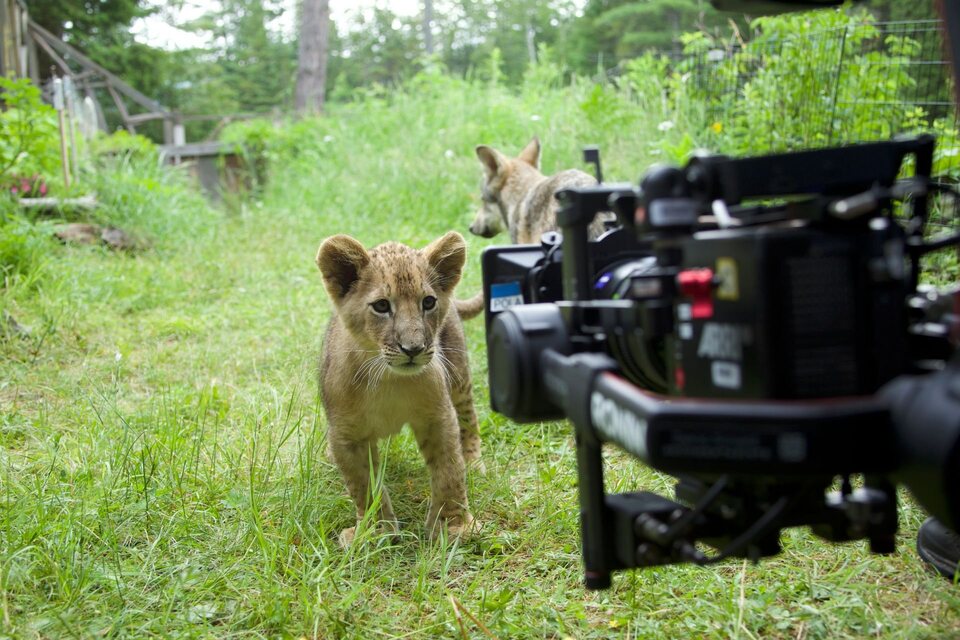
[455, 292, 484, 320]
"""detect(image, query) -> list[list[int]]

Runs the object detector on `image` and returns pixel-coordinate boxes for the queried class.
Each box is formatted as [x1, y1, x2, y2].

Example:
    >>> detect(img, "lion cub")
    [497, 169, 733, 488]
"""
[316, 231, 484, 545]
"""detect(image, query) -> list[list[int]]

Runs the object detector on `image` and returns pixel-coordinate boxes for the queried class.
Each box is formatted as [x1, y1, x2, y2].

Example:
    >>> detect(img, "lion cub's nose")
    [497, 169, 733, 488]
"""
[400, 344, 425, 358]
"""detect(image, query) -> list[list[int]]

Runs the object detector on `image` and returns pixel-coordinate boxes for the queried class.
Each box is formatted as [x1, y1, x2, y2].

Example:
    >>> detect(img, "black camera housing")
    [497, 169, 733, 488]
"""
[481, 136, 960, 589]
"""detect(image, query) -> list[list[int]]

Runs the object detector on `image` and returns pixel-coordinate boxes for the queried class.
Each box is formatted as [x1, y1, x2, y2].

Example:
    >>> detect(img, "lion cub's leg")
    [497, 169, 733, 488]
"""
[328, 436, 397, 546]
[451, 375, 485, 474]
[410, 410, 473, 539]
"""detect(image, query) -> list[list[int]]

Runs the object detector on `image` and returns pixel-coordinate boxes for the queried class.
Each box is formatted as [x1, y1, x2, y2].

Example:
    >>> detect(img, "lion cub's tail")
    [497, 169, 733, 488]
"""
[455, 292, 484, 320]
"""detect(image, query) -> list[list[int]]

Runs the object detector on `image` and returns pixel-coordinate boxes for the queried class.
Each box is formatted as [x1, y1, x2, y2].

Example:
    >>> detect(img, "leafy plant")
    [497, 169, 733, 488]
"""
[89, 129, 157, 162]
[0, 76, 60, 187]
[676, 8, 925, 155]
[0, 212, 53, 287]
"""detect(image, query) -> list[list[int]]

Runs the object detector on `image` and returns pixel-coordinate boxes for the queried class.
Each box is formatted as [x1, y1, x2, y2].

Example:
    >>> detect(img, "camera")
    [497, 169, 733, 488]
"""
[480, 136, 960, 589]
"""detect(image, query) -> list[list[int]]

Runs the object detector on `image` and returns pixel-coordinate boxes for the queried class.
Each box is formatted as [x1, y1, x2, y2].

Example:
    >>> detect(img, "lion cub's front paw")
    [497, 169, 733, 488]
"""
[447, 512, 478, 538]
[338, 526, 357, 548]
[467, 457, 487, 475]
[427, 511, 477, 541]
[338, 519, 400, 548]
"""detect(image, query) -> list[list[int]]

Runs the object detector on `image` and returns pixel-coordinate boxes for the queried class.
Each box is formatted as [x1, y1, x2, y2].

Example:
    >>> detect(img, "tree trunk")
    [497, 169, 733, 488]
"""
[526, 20, 537, 65]
[295, 0, 330, 115]
[423, 0, 434, 55]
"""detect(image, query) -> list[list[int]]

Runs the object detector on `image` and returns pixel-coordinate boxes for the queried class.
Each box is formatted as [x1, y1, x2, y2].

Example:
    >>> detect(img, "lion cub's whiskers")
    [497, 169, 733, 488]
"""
[353, 353, 381, 385]
[367, 356, 389, 390]
[433, 350, 462, 386]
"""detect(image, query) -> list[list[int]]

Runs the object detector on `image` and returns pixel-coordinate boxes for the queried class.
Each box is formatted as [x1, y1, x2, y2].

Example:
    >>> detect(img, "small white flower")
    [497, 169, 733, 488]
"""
[530, 114, 541, 122]
[323, 135, 334, 143]
[114, 351, 122, 362]
[657, 120, 675, 132]
[444, 149, 455, 159]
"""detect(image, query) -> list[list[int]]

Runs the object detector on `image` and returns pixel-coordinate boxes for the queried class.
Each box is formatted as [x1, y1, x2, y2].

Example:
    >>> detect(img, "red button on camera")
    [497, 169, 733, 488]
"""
[677, 268, 715, 319]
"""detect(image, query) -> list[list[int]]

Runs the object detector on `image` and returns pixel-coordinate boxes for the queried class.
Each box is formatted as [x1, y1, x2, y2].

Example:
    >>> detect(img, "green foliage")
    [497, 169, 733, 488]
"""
[86, 144, 215, 245]
[216, 0, 297, 112]
[220, 115, 346, 199]
[677, 8, 930, 155]
[29, 0, 148, 44]
[0, 212, 53, 288]
[560, 0, 749, 75]
[88, 129, 157, 161]
[0, 76, 60, 187]
[521, 44, 567, 94]
[330, 8, 422, 93]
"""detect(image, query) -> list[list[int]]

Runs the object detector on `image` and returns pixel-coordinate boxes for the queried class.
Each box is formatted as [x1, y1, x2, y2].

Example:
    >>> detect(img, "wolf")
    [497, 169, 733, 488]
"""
[468, 137, 607, 244]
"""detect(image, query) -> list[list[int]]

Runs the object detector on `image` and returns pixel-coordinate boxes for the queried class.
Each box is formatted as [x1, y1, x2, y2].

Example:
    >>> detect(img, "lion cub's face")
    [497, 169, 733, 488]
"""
[316, 232, 466, 377]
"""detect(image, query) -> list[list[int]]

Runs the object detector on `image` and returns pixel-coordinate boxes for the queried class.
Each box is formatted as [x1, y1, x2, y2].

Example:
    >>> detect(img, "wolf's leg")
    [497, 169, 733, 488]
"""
[410, 411, 473, 539]
[328, 434, 397, 545]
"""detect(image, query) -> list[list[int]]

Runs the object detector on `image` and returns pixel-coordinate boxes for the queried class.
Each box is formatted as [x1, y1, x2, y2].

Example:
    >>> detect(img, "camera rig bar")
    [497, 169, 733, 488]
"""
[538, 348, 900, 589]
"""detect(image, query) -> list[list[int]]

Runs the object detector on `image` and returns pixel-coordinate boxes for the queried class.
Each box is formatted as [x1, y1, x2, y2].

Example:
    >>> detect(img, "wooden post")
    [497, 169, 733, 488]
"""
[53, 77, 71, 189]
[64, 76, 80, 181]
[1, 0, 8, 76]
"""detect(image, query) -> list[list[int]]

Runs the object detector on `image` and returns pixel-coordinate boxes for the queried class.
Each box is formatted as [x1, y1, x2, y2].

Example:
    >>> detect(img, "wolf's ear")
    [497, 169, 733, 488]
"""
[476, 145, 506, 180]
[316, 235, 370, 303]
[423, 231, 466, 294]
[518, 137, 541, 169]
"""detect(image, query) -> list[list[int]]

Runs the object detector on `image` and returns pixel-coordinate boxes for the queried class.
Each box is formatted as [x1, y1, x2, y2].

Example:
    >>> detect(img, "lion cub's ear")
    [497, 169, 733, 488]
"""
[423, 231, 466, 294]
[316, 235, 370, 302]
[517, 136, 541, 170]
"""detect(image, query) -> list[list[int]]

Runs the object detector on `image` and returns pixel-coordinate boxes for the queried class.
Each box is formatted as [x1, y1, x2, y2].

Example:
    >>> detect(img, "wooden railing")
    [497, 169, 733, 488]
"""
[0, 0, 35, 81]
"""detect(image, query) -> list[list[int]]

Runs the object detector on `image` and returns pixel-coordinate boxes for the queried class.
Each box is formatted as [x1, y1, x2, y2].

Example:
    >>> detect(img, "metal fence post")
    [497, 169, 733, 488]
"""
[826, 24, 849, 145]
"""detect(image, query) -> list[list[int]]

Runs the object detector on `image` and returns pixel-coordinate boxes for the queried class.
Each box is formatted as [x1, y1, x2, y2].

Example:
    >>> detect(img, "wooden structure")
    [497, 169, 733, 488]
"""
[1, 2, 250, 201]
[0, 0, 183, 145]
[160, 141, 247, 202]
[27, 21, 184, 145]
[0, 0, 36, 81]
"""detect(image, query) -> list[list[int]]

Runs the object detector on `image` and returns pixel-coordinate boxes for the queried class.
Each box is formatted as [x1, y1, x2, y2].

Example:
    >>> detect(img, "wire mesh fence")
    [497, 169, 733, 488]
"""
[680, 18, 955, 153]
[664, 15, 957, 251]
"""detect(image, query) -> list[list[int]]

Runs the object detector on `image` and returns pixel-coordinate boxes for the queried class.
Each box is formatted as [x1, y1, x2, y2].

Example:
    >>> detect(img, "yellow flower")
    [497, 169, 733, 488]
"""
[710, 121, 723, 134]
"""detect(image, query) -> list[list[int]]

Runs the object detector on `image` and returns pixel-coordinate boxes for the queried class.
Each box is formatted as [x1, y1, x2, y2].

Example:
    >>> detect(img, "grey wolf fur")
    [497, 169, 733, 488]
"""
[468, 137, 606, 244]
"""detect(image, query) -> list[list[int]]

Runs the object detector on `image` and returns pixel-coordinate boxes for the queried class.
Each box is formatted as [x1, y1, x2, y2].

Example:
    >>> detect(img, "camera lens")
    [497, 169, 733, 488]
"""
[488, 304, 570, 423]
[592, 258, 669, 392]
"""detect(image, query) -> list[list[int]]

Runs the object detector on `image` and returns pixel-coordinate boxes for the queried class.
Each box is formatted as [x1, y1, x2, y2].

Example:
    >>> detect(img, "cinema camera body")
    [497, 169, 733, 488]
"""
[480, 136, 960, 589]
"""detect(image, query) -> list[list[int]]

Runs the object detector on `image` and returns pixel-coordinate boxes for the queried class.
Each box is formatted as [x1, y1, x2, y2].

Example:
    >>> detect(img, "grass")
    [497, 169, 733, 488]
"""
[2, 72, 960, 639]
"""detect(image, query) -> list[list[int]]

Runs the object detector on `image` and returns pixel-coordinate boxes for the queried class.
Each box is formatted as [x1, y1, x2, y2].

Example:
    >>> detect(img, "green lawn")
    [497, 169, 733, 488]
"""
[2, 76, 960, 638]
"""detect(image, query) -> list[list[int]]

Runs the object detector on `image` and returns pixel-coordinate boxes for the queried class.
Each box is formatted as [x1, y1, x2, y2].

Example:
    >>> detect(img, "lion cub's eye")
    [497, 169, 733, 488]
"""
[371, 299, 391, 314]
[422, 296, 437, 311]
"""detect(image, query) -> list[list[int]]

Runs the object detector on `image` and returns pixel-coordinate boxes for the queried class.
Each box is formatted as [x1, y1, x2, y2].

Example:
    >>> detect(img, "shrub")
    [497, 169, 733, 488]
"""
[674, 8, 927, 155]
[0, 212, 52, 288]
[0, 76, 60, 190]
